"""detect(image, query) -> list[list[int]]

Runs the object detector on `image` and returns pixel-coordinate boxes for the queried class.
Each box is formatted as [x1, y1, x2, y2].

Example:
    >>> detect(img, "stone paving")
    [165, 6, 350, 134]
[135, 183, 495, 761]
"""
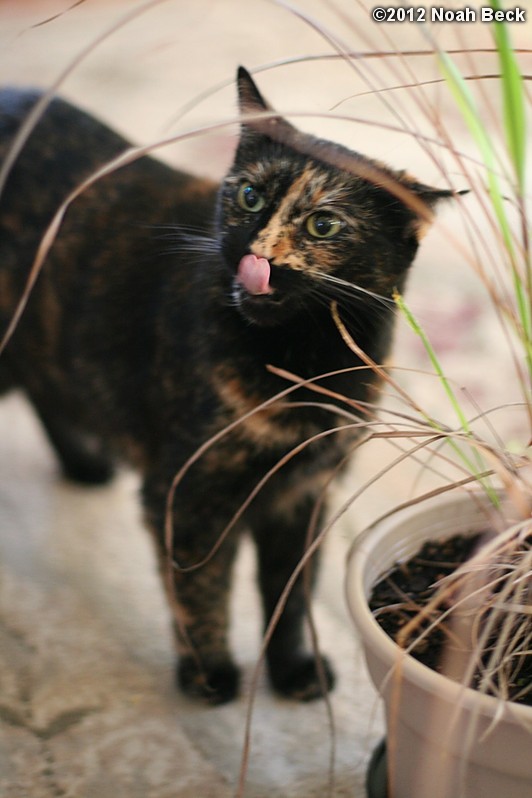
[0, 393, 381, 797]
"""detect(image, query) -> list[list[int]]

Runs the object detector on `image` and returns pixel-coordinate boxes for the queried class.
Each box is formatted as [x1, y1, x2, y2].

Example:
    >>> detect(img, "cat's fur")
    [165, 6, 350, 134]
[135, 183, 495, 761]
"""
[0, 68, 453, 704]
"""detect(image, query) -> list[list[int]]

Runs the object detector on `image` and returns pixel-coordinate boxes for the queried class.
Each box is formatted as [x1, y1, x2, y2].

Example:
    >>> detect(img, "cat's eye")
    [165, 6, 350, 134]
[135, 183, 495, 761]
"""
[306, 213, 343, 239]
[237, 182, 265, 213]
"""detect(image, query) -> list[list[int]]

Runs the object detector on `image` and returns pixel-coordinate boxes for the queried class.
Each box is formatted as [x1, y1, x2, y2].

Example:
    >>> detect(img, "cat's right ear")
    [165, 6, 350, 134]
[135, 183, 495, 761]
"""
[237, 67, 271, 116]
[236, 67, 295, 143]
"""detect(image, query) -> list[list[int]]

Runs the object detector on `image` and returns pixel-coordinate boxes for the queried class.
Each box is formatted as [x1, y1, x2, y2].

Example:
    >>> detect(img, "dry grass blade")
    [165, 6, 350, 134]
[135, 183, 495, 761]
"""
[29, 0, 89, 29]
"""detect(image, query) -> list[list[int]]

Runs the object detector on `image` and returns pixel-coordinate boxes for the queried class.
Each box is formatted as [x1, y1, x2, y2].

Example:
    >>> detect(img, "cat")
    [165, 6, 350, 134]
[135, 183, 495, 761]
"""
[0, 67, 455, 704]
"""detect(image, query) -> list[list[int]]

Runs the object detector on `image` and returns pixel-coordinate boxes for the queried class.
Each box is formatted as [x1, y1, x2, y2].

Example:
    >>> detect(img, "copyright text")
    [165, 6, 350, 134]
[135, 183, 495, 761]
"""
[371, 6, 527, 23]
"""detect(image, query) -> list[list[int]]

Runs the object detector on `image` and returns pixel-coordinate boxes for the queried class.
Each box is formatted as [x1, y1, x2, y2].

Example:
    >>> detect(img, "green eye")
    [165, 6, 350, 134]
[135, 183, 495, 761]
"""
[237, 182, 265, 213]
[306, 213, 343, 239]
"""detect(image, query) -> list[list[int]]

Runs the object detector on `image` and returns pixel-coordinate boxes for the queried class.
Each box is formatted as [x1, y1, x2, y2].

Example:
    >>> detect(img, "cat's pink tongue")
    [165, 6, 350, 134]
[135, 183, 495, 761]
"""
[237, 254, 271, 295]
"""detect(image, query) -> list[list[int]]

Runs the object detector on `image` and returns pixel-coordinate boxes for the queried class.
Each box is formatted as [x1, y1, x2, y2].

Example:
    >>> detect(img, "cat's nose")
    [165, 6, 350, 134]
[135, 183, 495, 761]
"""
[237, 254, 272, 295]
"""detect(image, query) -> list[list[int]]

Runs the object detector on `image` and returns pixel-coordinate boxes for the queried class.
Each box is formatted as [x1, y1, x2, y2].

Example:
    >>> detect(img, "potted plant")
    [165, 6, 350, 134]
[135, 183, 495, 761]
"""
[346, 488, 532, 798]
[345, 7, 531, 797]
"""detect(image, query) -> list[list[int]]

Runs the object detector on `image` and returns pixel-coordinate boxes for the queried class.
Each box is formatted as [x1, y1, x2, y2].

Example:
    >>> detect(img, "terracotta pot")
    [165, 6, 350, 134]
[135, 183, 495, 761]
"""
[346, 491, 532, 798]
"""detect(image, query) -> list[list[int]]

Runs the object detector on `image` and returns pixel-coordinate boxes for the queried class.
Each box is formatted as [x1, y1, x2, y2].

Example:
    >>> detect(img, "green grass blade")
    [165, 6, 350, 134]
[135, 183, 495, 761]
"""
[488, 2, 531, 385]
[395, 292, 499, 503]
[489, 0, 527, 191]
[394, 292, 471, 434]
[438, 47, 532, 376]
[437, 52, 512, 251]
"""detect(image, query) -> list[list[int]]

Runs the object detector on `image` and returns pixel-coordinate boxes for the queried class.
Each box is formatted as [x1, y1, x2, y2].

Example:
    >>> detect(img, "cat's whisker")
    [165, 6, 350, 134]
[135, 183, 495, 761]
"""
[148, 222, 212, 237]
[159, 232, 221, 259]
[306, 282, 394, 335]
[311, 271, 396, 311]
[307, 280, 391, 334]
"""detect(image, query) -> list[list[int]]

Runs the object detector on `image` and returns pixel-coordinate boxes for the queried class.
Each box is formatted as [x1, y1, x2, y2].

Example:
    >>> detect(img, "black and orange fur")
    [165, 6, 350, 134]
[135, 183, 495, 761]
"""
[0, 68, 453, 703]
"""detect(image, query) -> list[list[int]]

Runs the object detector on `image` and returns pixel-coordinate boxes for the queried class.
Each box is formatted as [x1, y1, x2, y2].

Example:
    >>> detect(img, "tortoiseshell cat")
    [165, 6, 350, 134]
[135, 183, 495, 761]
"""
[0, 68, 454, 704]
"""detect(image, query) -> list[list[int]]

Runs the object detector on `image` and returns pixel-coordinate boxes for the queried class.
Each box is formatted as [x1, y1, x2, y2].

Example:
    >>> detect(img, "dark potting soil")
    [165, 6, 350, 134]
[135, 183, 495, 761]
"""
[369, 532, 532, 707]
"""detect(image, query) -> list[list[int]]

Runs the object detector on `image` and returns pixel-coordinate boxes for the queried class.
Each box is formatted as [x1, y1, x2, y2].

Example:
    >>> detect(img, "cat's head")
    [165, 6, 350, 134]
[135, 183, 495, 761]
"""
[217, 67, 458, 328]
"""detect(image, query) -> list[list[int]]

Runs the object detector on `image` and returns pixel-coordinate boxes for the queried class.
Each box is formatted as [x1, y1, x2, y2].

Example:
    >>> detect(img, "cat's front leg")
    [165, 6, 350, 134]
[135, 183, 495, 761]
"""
[143, 478, 242, 705]
[249, 489, 335, 702]
[27, 390, 115, 485]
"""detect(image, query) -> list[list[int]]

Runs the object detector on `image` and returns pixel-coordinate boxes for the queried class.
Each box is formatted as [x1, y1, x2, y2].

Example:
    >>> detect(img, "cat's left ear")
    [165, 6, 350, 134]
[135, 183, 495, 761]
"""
[404, 179, 468, 239]
[236, 66, 295, 142]
[409, 181, 468, 206]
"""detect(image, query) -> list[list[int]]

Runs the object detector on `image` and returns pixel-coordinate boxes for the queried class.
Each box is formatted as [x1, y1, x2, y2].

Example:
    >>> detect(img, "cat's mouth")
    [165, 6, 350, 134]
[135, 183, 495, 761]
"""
[237, 253, 273, 296]
[233, 253, 295, 326]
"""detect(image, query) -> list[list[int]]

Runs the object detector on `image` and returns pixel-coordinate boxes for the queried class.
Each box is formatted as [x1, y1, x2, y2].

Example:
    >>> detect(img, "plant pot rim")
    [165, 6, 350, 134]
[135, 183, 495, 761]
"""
[346, 489, 532, 723]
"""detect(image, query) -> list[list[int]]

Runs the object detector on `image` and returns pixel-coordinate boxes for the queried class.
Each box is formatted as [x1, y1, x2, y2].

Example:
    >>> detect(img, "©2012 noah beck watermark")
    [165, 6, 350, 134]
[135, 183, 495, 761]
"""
[371, 6, 526, 23]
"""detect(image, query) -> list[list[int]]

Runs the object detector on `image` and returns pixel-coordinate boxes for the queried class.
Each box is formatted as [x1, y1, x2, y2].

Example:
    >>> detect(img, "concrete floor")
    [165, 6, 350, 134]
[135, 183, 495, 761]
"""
[0, 1, 530, 796]
[0, 391, 381, 797]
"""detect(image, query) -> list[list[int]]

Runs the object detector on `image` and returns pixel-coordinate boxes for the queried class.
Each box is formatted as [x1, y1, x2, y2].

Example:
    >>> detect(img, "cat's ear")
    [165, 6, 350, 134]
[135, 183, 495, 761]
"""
[409, 180, 468, 207]
[236, 66, 295, 142]
[402, 178, 468, 239]
[237, 67, 271, 116]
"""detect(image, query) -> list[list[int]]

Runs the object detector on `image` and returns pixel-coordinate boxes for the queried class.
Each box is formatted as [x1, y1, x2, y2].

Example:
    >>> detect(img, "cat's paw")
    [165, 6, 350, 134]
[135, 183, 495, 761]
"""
[269, 654, 335, 702]
[177, 656, 241, 705]
[62, 456, 115, 486]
